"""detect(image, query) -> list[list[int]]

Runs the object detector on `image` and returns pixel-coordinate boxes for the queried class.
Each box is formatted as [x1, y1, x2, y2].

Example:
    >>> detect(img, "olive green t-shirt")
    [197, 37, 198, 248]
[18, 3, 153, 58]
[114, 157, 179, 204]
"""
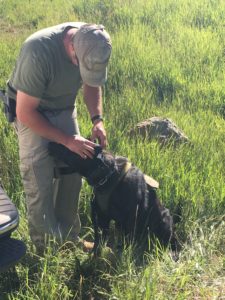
[8, 22, 85, 110]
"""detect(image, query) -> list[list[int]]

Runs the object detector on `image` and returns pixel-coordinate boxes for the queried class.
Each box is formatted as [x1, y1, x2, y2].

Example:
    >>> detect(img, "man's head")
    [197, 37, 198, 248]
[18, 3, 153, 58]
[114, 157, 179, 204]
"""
[72, 24, 112, 87]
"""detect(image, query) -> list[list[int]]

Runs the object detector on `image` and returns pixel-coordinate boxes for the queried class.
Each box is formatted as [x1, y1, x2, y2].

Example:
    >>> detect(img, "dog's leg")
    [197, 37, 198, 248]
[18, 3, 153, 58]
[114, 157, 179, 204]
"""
[124, 183, 180, 258]
[96, 213, 110, 249]
[144, 187, 174, 250]
[91, 196, 110, 255]
[91, 196, 100, 255]
[115, 222, 126, 253]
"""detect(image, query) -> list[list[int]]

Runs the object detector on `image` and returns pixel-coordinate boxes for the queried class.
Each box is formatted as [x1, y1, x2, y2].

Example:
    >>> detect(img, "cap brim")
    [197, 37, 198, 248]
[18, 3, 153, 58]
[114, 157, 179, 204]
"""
[79, 64, 107, 87]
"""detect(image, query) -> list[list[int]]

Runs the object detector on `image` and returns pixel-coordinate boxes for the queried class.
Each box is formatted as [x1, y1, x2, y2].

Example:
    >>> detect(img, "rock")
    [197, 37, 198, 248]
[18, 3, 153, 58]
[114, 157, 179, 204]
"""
[129, 117, 189, 145]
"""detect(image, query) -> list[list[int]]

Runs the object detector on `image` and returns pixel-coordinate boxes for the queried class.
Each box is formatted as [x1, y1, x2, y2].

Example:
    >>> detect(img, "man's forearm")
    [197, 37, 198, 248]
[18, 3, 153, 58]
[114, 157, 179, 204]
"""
[83, 84, 107, 147]
[83, 84, 103, 119]
[16, 91, 70, 146]
[17, 109, 70, 146]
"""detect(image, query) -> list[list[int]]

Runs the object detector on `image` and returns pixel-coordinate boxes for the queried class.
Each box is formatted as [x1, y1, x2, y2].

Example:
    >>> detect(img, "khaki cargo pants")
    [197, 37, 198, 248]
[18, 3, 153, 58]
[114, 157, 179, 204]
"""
[15, 108, 82, 251]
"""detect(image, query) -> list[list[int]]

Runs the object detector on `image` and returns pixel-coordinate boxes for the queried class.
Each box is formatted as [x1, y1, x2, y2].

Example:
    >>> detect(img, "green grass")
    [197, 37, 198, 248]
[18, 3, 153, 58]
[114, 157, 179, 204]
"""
[0, 0, 225, 299]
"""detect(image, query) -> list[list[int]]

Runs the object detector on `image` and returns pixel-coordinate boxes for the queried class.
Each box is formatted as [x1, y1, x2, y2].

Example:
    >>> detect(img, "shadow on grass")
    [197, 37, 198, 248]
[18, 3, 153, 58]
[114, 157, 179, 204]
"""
[60, 246, 117, 300]
[0, 267, 21, 299]
[0, 252, 41, 299]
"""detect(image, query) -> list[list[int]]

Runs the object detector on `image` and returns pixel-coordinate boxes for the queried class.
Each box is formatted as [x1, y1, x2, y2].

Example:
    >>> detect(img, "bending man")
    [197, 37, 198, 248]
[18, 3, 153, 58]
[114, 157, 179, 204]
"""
[7, 22, 112, 254]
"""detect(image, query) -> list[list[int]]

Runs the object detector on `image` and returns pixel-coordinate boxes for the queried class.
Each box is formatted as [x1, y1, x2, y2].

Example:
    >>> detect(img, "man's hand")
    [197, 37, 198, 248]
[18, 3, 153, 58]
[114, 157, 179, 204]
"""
[65, 135, 98, 159]
[90, 120, 107, 148]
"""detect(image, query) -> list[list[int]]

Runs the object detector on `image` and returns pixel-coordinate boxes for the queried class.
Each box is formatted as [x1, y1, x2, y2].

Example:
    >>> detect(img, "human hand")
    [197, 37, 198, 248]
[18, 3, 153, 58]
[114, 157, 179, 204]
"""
[90, 120, 107, 148]
[65, 135, 98, 159]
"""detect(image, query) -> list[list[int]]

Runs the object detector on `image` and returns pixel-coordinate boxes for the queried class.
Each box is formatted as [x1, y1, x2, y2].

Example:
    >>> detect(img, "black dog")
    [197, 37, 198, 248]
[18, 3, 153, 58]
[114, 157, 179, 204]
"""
[48, 143, 179, 255]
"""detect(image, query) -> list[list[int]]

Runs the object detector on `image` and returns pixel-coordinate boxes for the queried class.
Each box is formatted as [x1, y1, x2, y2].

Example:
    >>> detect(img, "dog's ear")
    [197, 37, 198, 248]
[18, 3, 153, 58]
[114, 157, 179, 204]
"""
[94, 145, 103, 157]
[86, 138, 103, 157]
[144, 174, 159, 189]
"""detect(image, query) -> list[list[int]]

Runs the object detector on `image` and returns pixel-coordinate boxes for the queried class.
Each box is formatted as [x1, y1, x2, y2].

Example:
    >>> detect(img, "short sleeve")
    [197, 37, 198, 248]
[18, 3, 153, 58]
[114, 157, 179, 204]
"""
[12, 42, 48, 98]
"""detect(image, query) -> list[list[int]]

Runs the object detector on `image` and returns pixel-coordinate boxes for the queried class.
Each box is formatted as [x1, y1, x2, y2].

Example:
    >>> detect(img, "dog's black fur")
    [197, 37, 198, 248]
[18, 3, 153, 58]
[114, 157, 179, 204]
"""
[48, 143, 179, 255]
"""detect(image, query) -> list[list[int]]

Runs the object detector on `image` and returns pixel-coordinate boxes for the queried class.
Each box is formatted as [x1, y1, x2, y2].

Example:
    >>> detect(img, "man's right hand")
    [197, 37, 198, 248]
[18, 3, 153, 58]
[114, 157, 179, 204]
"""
[64, 135, 98, 159]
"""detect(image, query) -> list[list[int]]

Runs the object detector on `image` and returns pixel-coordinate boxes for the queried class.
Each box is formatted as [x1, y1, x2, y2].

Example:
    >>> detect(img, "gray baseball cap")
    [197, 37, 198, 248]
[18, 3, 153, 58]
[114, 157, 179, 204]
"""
[73, 24, 112, 87]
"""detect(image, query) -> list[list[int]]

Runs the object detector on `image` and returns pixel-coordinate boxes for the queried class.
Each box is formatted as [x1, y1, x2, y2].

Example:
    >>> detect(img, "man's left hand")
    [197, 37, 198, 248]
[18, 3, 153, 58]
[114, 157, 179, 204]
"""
[91, 120, 107, 148]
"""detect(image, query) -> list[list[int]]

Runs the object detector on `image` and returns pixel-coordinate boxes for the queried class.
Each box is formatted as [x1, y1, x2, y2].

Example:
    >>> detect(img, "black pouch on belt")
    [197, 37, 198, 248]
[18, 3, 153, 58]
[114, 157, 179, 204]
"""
[0, 88, 16, 123]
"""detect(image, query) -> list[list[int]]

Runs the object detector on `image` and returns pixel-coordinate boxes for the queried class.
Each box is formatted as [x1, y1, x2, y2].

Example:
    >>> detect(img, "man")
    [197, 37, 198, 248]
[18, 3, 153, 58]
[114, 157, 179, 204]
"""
[7, 22, 112, 254]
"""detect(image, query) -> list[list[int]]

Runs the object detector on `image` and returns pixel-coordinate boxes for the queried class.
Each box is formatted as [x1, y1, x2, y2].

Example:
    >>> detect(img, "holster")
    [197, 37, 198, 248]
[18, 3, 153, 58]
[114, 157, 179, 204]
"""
[0, 89, 16, 123]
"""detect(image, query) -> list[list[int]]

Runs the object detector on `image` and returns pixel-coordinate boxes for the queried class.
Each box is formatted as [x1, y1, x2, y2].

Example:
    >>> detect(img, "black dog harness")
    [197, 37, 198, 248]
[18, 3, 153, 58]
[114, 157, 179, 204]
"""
[94, 160, 132, 214]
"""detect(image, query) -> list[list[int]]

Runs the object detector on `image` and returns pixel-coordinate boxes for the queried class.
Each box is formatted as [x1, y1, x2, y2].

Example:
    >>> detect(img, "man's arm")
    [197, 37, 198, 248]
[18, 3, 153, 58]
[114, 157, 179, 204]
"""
[16, 90, 96, 158]
[83, 84, 107, 148]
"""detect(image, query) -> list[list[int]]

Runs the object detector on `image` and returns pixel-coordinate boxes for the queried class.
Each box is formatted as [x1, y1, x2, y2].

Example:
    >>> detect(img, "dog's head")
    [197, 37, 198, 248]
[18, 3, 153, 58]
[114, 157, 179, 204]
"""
[48, 142, 119, 187]
[86, 151, 118, 187]
[48, 142, 102, 176]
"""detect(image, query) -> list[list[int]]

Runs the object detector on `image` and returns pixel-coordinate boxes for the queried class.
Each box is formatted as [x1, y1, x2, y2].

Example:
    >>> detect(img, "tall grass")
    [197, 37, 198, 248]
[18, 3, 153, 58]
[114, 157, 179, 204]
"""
[0, 0, 224, 299]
